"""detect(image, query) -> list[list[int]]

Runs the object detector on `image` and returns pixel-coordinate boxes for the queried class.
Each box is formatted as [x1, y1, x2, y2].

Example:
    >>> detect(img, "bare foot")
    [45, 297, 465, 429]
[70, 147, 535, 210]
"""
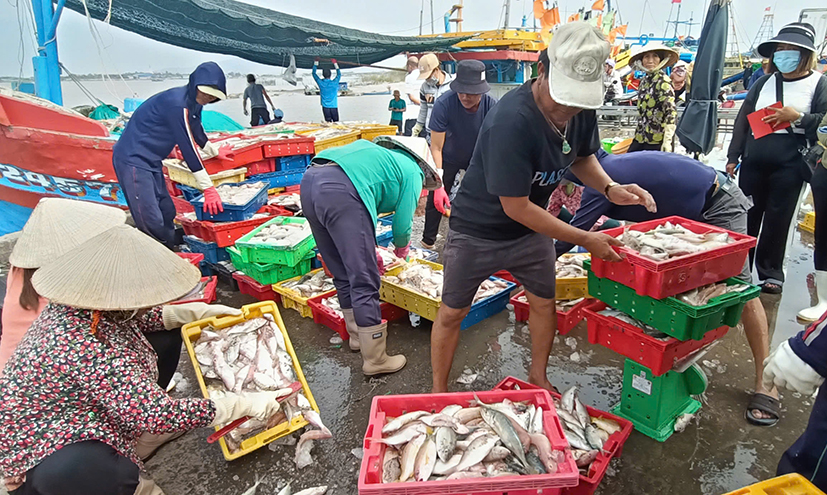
[751, 385, 779, 420]
[528, 375, 559, 393]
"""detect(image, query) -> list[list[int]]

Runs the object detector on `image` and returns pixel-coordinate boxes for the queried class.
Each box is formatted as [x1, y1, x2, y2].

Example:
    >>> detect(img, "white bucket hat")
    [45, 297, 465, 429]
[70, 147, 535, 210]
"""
[32, 225, 201, 311]
[372, 135, 443, 190]
[546, 22, 611, 110]
[10, 198, 127, 270]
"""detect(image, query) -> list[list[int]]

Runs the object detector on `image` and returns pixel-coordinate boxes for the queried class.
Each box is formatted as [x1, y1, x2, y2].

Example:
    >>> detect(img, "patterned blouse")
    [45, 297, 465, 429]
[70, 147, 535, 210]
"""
[0, 303, 215, 478]
[634, 69, 677, 145]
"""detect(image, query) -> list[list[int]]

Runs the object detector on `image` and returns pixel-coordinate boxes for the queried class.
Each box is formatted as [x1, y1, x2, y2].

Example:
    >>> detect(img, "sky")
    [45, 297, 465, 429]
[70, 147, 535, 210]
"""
[1, 0, 823, 77]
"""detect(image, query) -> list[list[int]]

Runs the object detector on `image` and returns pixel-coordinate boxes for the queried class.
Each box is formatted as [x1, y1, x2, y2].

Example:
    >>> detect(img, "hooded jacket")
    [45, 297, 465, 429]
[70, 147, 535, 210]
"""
[113, 62, 226, 174]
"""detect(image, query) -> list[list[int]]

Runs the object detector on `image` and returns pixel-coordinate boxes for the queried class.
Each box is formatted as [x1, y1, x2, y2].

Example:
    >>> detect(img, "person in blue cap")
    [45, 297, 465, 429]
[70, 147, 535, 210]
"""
[112, 62, 229, 248]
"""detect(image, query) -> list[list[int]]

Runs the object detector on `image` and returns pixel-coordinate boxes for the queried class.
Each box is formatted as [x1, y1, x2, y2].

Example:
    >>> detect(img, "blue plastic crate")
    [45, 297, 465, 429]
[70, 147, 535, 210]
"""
[178, 184, 202, 201]
[376, 214, 394, 247]
[184, 235, 230, 264]
[205, 261, 239, 291]
[310, 248, 323, 270]
[413, 247, 439, 262]
[247, 169, 304, 189]
[276, 154, 311, 171]
[190, 184, 268, 222]
[461, 277, 517, 330]
[198, 260, 213, 277]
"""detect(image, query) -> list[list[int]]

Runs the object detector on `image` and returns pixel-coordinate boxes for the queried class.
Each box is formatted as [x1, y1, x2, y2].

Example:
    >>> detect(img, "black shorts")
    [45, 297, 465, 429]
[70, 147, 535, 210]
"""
[441, 229, 557, 309]
[322, 107, 339, 122]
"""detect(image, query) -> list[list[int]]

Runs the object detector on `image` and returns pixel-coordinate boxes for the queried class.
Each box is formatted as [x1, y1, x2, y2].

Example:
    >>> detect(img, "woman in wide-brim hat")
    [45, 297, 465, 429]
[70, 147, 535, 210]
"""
[0, 225, 283, 495]
[628, 43, 679, 153]
[0, 198, 126, 372]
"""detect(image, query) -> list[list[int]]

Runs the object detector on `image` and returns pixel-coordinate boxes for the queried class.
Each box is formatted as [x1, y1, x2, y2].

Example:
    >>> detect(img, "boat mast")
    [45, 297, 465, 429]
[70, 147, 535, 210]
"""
[431, 0, 435, 34]
[503, 0, 511, 29]
[29, 0, 66, 105]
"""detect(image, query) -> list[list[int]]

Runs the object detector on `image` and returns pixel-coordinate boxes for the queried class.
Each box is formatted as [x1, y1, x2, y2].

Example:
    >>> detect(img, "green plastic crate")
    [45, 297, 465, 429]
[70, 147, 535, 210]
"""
[611, 359, 706, 442]
[584, 260, 760, 341]
[235, 217, 316, 267]
[227, 246, 313, 285]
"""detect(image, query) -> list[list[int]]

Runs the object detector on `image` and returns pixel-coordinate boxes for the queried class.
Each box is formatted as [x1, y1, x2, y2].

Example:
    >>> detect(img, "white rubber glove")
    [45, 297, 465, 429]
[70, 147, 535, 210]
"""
[661, 124, 676, 152]
[763, 340, 825, 395]
[210, 391, 282, 426]
[202, 141, 220, 159]
[162, 302, 241, 330]
[411, 123, 424, 137]
[192, 169, 214, 191]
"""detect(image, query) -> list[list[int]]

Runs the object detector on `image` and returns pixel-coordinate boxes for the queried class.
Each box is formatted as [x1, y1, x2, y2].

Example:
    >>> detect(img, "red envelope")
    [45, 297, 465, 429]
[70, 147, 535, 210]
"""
[748, 102, 791, 139]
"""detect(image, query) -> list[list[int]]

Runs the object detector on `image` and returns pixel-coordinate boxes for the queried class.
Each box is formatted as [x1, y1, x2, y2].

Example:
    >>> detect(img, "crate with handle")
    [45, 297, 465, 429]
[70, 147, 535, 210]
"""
[163, 159, 247, 189]
[226, 246, 313, 286]
[168, 276, 217, 305]
[201, 144, 264, 175]
[723, 473, 824, 495]
[262, 134, 316, 158]
[235, 216, 316, 267]
[246, 169, 304, 190]
[510, 290, 598, 335]
[189, 183, 269, 223]
[276, 154, 311, 171]
[183, 235, 230, 264]
[175, 213, 273, 248]
[273, 269, 336, 318]
[181, 301, 319, 460]
[308, 294, 408, 341]
[232, 272, 281, 303]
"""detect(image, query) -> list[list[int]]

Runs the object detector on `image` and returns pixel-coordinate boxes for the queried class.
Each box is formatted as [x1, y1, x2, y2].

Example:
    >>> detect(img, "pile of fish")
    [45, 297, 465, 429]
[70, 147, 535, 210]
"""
[301, 128, 357, 140]
[174, 277, 212, 303]
[376, 247, 402, 269]
[472, 278, 512, 304]
[383, 263, 443, 299]
[214, 182, 266, 206]
[554, 386, 622, 475]
[618, 222, 733, 261]
[408, 247, 434, 261]
[597, 307, 669, 340]
[251, 218, 312, 248]
[556, 254, 589, 278]
[676, 282, 750, 306]
[515, 294, 585, 313]
[282, 270, 336, 298]
[193, 315, 331, 454]
[268, 193, 302, 213]
[377, 394, 564, 483]
[320, 296, 343, 318]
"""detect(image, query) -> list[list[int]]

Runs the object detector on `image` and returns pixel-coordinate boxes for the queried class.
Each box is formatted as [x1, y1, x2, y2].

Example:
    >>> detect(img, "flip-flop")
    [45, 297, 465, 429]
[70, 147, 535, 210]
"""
[745, 392, 780, 427]
[762, 282, 783, 294]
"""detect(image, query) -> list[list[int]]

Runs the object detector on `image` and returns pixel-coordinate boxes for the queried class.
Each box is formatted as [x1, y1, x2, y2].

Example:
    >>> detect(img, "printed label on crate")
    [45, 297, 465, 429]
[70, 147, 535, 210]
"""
[632, 372, 652, 395]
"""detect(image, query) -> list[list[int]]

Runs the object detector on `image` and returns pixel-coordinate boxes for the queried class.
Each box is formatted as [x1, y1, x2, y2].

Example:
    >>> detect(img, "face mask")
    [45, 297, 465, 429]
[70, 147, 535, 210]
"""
[427, 76, 438, 83]
[773, 50, 801, 74]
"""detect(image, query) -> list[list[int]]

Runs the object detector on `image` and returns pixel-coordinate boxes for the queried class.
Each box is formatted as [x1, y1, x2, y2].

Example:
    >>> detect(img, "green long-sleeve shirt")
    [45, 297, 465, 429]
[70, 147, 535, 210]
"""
[315, 140, 424, 247]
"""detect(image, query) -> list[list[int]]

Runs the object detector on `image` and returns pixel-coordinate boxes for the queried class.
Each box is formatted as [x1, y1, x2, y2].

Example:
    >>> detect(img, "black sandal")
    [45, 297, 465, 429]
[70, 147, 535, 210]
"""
[762, 282, 783, 294]
[745, 393, 780, 427]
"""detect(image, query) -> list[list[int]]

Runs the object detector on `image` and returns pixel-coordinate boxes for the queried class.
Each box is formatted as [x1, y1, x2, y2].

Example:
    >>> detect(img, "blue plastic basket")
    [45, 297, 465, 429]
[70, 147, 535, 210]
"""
[376, 214, 394, 247]
[177, 184, 202, 201]
[204, 261, 239, 291]
[190, 184, 268, 222]
[413, 247, 439, 262]
[461, 277, 517, 330]
[310, 248, 323, 270]
[247, 169, 304, 190]
[276, 154, 311, 171]
[184, 235, 230, 264]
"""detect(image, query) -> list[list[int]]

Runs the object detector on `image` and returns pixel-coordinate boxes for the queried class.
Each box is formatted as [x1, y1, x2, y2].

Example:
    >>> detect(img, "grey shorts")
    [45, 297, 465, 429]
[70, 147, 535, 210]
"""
[700, 173, 754, 282]
[441, 229, 557, 309]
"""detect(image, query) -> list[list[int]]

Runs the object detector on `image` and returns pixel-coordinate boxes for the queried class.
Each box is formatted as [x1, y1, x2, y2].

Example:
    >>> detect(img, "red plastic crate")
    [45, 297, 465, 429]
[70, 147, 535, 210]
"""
[494, 270, 520, 285]
[202, 145, 265, 175]
[232, 272, 281, 303]
[493, 377, 634, 495]
[176, 252, 204, 266]
[244, 158, 277, 175]
[263, 135, 316, 158]
[168, 276, 217, 305]
[176, 214, 273, 248]
[258, 204, 295, 217]
[359, 389, 579, 495]
[171, 195, 195, 214]
[164, 173, 182, 198]
[284, 185, 301, 193]
[309, 294, 407, 341]
[590, 216, 756, 299]
[510, 290, 596, 335]
[583, 301, 730, 376]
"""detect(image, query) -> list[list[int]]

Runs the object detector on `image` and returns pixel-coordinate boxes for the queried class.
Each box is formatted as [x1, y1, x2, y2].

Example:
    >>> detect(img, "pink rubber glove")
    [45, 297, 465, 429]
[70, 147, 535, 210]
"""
[376, 251, 386, 275]
[217, 145, 234, 161]
[394, 244, 410, 260]
[433, 187, 451, 215]
[202, 187, 224, 215]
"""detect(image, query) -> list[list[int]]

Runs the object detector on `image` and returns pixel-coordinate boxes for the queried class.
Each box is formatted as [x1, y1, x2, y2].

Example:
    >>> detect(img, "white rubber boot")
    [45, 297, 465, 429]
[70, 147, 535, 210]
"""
[798, 271, 827, 322]
[341, 308, 360, 351]
[357, 322, 406, 375]
[134, 474, 165, 495]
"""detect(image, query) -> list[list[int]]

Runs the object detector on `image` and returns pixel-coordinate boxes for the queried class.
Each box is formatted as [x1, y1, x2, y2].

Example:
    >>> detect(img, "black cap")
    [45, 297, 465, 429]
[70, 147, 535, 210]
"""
[449, 60, 490, 95]
[757, 22, 817, 58]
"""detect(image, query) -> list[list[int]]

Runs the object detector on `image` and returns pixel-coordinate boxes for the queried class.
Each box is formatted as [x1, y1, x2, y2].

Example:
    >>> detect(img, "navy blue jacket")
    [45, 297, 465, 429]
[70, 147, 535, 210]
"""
[113, 62, 226, 174]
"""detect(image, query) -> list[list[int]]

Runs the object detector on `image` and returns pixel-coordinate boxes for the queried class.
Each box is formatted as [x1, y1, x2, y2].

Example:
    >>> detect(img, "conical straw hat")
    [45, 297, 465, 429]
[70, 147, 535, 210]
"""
[372, 135, 442, 191]
[32, 225, 201, 310]
[10, 198, 127, 269]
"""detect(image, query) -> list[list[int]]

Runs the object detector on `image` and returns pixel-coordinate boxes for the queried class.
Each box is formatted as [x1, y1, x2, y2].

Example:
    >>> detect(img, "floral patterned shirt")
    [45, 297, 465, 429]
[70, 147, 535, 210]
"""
[634, 70, 677, 144]
[0, 303, 215, 478]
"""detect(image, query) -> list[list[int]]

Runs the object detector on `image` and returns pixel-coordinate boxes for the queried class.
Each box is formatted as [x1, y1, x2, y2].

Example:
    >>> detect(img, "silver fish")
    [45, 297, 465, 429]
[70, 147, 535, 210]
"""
[414, 437, 437, 482]
[454, 407, 482, 424]
[239, 475, 261, 495]
[378, 423, 428, 446]
[454, 435, 499, 473]
[382, 448, 401, 484]
[399, 434, 427, 482]
[557, 408, 581, 432]
[561, 386, 577, 415]
[440, 404, 463, 417]
[531, 406, 544, 435]
[525, 451, 547, 475]
[475, 394, 529, 470]
[293, 487, 327, 495]
[276, 482, 292, 495]
[435, 427, 457, 463]
[574, 396, 590, 429]
[382, 410, 429, 435]
[483, 446, 512, 462]
[433, 453, 462, 476]
[210, 341, 235, 392]
[584, 424, 605, 450]
[420, 414, 470, 434]
[564, 427, 593, 451]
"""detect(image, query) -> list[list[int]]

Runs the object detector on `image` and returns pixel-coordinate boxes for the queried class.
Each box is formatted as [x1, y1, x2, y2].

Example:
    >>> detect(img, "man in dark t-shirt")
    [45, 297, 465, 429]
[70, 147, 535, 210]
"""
[421, 59, 497, 248]
[243, 74, 275, 127]
[430, 22, 657, 393]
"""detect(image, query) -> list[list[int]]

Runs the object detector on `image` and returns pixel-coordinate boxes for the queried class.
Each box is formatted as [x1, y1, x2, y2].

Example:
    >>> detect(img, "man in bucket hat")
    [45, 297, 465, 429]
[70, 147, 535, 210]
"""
[421, 59, 497, 249]
[300, 136, 441, 376]
[429, 22, 656, 393]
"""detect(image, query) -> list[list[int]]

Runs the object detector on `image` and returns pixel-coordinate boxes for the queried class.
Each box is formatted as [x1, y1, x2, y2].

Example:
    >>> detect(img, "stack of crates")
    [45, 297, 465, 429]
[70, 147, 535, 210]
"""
[581, 216, 758, 441]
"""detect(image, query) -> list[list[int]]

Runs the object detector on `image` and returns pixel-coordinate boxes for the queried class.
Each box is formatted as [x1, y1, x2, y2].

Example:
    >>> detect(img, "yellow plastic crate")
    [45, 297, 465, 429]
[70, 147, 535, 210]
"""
[557, 253, 591, 300]
[800, 211, 816, 234]
[272, 269, 336, 318]
[181, 301, 320, 461]
[723, 473, 825, 495]
[268, 187, 286, 195]
[298, 129, 360, 153]
[163, 159, 247, 188]
[357, 125, 399, 141]
[379, 259, 444, 321]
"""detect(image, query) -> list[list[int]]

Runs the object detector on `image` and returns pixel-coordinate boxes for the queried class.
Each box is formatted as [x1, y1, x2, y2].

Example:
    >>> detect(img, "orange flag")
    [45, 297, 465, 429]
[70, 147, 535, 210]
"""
[591, 0, 604, 10]
[533, 0, 546, 19]
[607, 28, 618, 44]
[567, 12, 580, 22]
[542, 7, 560, 27]
[553, 6, 562, 25]
[616, 24, 628, 36]
[595, 13, 603, 27]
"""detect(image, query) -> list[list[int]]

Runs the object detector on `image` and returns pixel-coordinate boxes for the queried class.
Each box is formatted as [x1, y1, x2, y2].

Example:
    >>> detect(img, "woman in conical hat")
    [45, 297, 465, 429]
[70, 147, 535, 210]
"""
[0, 198, 126, 371]
[627, 43, 679, 153]
[0, 225, 279, 495]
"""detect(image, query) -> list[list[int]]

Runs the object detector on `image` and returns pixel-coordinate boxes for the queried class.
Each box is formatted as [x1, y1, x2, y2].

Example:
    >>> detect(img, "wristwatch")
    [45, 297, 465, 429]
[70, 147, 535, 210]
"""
[604, 181, 620, 198]
[793, 111, 804, 127]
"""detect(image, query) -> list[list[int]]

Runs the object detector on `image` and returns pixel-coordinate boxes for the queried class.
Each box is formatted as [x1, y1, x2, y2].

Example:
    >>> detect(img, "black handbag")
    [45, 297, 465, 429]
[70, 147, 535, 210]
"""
[775, 74, 821, 181]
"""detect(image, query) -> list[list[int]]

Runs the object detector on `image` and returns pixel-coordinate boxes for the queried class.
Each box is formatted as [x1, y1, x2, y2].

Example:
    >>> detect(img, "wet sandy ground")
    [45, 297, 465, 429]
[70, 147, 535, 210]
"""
[139, 219, 821, 495]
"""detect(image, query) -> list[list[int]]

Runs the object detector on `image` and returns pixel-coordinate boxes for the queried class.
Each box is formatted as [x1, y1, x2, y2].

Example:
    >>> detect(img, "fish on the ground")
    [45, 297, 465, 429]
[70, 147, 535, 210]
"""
[618, 222, 733, 261]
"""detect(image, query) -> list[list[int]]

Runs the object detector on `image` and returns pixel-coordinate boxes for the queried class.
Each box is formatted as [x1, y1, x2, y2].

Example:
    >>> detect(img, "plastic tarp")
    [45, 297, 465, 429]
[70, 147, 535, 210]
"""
[64, 0, 468, 69]
[89, 104, 120, 120]
[201, 110, 244, 132]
